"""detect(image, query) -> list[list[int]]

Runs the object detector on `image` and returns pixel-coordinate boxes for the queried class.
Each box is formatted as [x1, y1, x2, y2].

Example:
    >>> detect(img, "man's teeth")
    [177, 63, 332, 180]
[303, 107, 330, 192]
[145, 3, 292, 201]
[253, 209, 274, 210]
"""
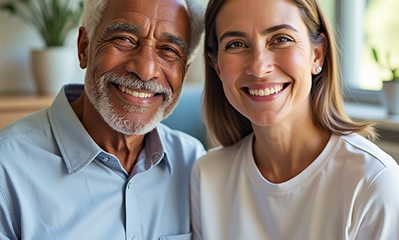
[119, 85, 154, 98]
[249, 85, 284, 96]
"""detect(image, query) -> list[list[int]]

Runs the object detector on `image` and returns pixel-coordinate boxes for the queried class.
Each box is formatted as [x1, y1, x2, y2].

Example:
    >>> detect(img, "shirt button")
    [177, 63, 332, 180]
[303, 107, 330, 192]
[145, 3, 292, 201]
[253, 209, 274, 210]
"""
[132, 237, 137, 240]
[152, 153, 161, 159]
[103, 157, 109, 162]
[128, 182, 132, 189]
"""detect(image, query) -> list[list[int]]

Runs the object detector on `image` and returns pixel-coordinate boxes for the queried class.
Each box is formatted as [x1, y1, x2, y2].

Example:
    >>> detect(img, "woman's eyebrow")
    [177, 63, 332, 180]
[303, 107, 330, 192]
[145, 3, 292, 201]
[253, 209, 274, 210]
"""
[261, 24, 299, 35]
[219, 31, 246, 43]
[219, 24, 299, 42]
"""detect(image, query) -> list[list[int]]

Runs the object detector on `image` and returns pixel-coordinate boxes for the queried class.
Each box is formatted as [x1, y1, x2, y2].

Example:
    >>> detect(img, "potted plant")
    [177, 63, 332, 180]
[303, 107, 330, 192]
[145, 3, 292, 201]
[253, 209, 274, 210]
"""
[0, 0, 83, 95]
[372, 47, 399, 115]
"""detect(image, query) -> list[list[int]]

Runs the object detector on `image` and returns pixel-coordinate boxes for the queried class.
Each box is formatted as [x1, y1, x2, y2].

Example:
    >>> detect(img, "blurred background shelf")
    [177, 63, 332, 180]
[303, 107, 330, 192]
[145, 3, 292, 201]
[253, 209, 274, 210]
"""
[0, 94, 54, 129]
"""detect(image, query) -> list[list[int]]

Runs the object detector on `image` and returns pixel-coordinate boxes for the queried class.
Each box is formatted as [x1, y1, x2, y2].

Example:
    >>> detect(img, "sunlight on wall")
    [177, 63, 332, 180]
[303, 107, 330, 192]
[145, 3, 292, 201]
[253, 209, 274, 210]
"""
[360, 0, 399, 90]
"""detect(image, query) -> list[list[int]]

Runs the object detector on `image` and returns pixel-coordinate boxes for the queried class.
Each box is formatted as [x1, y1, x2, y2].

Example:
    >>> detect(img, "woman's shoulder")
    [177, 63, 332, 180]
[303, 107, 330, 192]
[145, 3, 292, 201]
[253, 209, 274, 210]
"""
[339, 133, 398, 168]
[194, 133, 253, 170]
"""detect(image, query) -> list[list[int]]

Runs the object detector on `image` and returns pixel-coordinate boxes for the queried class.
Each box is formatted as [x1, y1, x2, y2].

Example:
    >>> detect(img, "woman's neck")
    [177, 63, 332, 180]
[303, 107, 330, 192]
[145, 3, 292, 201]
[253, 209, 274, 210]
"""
[252, 114, 331, 183]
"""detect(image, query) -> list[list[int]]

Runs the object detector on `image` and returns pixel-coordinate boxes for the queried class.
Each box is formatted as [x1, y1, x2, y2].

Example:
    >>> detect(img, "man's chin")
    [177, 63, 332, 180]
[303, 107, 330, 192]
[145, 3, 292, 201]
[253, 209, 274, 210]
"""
[105, 110, 164, 136]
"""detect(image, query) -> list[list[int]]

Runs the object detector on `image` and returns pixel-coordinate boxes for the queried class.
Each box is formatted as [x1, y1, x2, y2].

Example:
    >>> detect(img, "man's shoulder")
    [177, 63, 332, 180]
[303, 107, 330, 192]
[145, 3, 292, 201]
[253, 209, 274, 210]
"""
[0, 108, 51, 146]
[0, 108, 52, 169]
[194, 134, 251, 171]
[155, 123, 206, 163]
[156, 123, 204, 149]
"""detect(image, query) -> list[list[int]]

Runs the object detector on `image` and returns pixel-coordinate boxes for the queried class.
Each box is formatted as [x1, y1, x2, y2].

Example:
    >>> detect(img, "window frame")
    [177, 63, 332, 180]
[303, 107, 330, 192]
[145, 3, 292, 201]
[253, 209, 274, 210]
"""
[336, 0, 383, 105]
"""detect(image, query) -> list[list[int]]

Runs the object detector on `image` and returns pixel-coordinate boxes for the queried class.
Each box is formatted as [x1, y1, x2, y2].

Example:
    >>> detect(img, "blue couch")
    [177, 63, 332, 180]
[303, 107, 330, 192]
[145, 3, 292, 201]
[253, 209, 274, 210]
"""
[161, 83, 207, 147]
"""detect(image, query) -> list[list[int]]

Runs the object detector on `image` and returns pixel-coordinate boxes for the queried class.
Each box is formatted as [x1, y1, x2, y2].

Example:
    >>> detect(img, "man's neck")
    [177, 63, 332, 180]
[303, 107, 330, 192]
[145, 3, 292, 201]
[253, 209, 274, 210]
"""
[70, 92, 145, 173]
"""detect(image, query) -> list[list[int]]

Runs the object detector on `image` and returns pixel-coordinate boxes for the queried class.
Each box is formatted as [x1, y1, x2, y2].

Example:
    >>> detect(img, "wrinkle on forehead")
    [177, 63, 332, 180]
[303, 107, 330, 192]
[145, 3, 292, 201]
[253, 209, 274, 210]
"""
[110, 0, 188, 21]
[101, 0, 190, 36]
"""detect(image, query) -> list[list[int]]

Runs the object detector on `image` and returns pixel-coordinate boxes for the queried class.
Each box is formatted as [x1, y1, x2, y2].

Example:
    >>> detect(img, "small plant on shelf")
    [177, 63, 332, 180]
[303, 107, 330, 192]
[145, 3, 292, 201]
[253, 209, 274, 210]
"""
[0, 0, 83, 47]
[371, 47, 399, 81]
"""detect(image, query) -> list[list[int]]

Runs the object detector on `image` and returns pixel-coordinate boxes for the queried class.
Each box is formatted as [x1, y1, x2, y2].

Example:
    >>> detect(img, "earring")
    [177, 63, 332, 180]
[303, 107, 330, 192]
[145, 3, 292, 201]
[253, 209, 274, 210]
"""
[316, 66, 323, 73]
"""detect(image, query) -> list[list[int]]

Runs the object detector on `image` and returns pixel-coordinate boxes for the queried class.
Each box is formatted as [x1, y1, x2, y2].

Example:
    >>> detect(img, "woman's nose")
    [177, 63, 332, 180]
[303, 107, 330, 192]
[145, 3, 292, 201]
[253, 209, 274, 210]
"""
[245, 49, 274, 78]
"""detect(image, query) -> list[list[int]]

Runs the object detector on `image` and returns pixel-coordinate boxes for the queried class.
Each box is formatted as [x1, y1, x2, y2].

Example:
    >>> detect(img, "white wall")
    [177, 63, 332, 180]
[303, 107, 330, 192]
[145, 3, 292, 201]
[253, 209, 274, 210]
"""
[0, 2, 205, 95]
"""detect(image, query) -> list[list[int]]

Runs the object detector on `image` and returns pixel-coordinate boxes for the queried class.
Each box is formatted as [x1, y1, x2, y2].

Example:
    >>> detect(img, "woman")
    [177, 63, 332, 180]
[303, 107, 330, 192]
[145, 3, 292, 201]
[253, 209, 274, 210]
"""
[190, 0, 399, 239]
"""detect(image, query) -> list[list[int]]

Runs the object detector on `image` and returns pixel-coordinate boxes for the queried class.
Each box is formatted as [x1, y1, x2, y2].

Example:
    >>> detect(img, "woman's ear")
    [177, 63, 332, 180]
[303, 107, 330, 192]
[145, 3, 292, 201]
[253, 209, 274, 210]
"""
[311, 33, 327, 75]
[77, 27, 89, 69]
[208, 52, 221, 78]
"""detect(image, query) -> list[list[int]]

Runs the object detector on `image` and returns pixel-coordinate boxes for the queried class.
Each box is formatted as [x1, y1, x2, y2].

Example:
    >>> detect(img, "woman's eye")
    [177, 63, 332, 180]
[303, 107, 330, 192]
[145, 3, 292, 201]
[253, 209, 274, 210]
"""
[273, 36, 294, 44]
[226, 41, 245, 49]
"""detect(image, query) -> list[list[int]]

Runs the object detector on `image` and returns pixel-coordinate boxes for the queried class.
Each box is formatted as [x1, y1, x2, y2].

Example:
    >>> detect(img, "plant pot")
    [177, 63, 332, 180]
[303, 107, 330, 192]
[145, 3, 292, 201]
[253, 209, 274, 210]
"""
[31, 47, 76, 95]
[381, 80, 399, 115]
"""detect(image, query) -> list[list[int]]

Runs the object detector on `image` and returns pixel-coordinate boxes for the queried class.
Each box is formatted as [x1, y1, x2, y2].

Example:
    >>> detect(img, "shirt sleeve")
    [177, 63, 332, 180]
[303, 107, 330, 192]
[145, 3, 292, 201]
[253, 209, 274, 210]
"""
[0, 183, 18, 240]
[190, 161, 202, 240]
[353, 166, 399, 240]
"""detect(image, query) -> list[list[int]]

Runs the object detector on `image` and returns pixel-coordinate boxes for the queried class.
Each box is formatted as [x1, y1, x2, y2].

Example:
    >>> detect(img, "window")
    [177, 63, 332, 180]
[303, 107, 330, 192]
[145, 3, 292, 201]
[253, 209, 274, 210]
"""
[334, 0, 399, 103]
[361, 0, 399, 91]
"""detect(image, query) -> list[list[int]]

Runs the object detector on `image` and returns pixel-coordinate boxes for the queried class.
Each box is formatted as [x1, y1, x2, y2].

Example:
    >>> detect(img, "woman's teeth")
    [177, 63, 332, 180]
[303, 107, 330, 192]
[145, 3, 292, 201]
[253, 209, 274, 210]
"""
[249, 85, 284, 96]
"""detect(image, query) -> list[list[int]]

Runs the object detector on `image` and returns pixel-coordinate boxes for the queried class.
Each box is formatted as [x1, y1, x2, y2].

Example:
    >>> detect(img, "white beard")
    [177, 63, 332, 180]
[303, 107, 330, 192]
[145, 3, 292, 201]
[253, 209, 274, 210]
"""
[84, 72, 174, 135]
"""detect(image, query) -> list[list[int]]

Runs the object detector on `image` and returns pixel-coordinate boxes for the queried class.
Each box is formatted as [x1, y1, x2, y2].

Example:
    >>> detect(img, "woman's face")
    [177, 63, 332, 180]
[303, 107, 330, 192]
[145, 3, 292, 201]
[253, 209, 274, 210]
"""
[212, 0, 324, 127]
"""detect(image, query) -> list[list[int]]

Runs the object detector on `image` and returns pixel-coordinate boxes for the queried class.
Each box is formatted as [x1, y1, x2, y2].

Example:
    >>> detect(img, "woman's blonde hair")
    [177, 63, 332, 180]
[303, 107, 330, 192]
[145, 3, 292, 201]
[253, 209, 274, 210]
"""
[203, 0, 375, 147]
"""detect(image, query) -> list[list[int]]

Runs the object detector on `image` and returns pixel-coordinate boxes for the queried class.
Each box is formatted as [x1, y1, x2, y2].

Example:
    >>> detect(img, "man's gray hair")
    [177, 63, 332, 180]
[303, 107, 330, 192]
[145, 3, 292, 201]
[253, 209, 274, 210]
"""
[80, 0, 204, 63]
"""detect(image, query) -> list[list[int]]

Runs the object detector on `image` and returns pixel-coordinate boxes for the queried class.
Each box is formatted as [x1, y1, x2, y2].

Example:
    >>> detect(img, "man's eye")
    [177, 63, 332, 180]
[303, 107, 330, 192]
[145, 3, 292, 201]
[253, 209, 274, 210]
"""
[159, 46, 182, 60]
[111, 37, 137, 49]
[165, 47, 178, 53]
[117, 37, 130, 42]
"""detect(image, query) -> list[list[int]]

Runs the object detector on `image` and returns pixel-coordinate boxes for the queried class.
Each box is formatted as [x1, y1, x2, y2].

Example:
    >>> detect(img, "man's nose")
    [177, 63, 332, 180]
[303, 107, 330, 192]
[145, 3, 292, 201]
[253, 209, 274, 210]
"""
[125, 45, 160, 81]
[245, 49, 274, 78]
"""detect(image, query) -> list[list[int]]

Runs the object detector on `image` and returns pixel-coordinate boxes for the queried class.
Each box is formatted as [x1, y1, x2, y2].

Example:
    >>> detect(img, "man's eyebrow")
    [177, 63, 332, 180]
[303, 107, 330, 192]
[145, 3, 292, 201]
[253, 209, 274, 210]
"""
[104, 22, 141, 36]
[219, 24, 299, 43]
[161, 33, 189, 54]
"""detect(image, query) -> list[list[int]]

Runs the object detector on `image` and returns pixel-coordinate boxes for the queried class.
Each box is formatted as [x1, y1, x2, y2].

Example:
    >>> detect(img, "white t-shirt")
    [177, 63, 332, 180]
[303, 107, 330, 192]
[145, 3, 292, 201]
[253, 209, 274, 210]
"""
[191, 133, 399, 240]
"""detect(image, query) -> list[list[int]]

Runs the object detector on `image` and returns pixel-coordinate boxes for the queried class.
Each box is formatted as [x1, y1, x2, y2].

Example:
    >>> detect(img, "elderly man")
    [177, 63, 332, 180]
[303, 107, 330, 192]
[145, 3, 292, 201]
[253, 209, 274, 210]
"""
[0, 0, 205, 239]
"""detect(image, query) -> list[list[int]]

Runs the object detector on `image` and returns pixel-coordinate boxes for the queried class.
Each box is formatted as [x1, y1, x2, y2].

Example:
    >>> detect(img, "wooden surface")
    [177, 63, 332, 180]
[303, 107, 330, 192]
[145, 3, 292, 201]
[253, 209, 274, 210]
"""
[0, 95, 54, 128]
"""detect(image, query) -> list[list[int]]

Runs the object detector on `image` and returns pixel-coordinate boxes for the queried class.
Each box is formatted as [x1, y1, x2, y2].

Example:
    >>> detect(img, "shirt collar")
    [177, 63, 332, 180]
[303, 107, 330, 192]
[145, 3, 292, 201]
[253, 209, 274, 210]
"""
[144, 127, 174, 175]
[48, 84, 102, 174]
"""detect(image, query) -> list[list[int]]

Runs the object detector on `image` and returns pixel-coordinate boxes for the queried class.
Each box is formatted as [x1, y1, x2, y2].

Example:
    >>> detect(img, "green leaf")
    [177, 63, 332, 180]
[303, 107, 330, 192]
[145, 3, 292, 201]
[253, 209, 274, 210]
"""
[0, 3, 17, 14]
[393, 68, 398, 80]
[371, 47, 379, 63]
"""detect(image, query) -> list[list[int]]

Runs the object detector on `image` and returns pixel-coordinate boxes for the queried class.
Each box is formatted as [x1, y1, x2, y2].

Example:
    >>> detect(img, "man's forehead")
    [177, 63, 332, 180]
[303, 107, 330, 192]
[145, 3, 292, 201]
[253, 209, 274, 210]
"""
[99, 0, 190, 37]
[105, 0, 189, 20]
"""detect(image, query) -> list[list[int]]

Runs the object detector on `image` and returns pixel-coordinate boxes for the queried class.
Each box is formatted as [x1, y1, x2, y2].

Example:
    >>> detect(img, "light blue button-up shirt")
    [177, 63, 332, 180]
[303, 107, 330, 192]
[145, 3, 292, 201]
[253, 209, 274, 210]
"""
[0, 85, 206, 240]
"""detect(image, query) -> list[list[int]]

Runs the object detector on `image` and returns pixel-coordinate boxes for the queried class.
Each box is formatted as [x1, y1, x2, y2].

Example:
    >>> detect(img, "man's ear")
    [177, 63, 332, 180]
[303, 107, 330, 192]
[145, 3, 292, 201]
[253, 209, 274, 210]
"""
[207, 53, 221, 78]
[185, 63, 191, 74]
[311, 33, 327, 75]
[77, 27, 89, 69]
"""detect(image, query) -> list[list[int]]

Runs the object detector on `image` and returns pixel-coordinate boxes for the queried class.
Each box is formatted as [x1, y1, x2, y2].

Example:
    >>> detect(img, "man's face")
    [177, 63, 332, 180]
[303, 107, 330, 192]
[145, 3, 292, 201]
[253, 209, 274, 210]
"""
[78, 0, 190, 135]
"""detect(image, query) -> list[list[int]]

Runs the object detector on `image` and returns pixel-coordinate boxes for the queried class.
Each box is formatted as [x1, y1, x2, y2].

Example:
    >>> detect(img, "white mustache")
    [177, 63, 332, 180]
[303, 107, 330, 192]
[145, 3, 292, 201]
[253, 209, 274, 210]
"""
[102, 72, 172, 102]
